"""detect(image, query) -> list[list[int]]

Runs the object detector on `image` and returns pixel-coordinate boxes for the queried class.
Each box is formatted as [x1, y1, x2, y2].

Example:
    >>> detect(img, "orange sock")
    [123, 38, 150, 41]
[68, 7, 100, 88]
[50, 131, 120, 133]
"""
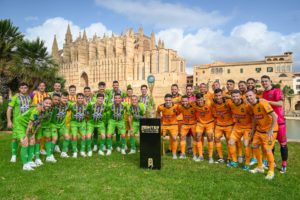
[215, 142, 223, 158]
[237, 140, 243, 157]
[244, 146, 251, 165]
[169, 137, 173, 151]
[253, 148, 263, 169]
[226, 143, 231, 160]
[251, 148, 256, 159]
[208, 141, 214, 158]
[228, 144, 237, 162]
[193, 141, 197, 155]
[266, 151, 275, 172]
[180, 140, 186, 155]
[172, 139, 178, 154]
[197, 141, 203, 157]
[262, 148, 267, 160]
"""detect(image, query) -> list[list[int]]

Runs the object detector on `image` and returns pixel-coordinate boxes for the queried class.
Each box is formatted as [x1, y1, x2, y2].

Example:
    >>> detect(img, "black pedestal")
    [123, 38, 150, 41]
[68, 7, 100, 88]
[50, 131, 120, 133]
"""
[139, 118, 161, 169]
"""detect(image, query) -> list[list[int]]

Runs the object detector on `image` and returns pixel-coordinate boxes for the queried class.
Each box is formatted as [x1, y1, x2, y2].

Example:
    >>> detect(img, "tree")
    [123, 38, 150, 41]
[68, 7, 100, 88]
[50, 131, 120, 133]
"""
[282, 85, 294, 112]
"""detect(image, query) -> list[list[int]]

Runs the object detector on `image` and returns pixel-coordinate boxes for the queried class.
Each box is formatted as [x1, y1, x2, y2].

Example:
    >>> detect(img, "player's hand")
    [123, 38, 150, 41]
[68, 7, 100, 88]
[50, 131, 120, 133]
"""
[267, 129, 273, 138]
[7, 121, 13, 129]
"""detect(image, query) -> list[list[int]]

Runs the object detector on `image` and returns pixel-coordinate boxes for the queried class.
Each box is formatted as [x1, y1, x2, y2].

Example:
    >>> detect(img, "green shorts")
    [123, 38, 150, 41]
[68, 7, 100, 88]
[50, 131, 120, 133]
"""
[107, 119, 126, 135]
[37, 128, 51, 139]
[70, 121, 87, 136]
[51, 124, 69, 137]
[87, 121, 106, 134]
[13, 125, 26, 140]
[132, 121, 140, 135]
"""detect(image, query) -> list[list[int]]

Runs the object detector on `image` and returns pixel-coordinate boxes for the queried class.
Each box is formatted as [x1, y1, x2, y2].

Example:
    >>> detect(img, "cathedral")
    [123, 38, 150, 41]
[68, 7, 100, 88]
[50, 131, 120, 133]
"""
[51, 25, 187, 101]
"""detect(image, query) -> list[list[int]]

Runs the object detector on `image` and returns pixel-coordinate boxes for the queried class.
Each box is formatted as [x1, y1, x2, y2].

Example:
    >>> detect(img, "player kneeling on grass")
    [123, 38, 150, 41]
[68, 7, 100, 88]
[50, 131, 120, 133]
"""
[51, 92, 72, 158]
[87, 93, 107, 156]
[106, 93, 128, 155]
[128, 95, 145, 154]
[14, 98, 52, 170]
[227, 90, 253, 170]
[177, 95, 196, 159]
[246, 90, 278, 180]
[70, 93, 88, 158]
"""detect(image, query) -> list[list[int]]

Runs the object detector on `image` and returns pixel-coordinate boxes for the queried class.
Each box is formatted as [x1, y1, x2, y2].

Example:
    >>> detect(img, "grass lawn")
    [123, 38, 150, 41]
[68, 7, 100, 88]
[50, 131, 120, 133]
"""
[0, 133, 300, 200]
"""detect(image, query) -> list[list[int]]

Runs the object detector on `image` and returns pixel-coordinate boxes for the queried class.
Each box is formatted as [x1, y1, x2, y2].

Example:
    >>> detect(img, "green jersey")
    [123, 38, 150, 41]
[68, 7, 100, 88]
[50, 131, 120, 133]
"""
[92, 89, 110, 103]
[16, 107, 51, 129]
[8, 94, 31, 122]
[51, 102, 72, 127]
[138, 95, 154, 110]
[106, 102, 128, 121]
[128, 103, 146, 121]
[107, 89, 126, 103]
[48, 91, 62, 98]
[69, 103, 87, 123]
[87, 102, 106, 124]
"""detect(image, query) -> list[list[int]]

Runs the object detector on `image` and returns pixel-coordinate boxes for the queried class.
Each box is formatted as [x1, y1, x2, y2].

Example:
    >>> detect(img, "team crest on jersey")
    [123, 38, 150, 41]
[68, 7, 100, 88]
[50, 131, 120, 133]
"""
[268, 94, 273, 98]
[241, 108, 245, 113]
[204, 107, 208, 111]
[257, 107, 261, 112]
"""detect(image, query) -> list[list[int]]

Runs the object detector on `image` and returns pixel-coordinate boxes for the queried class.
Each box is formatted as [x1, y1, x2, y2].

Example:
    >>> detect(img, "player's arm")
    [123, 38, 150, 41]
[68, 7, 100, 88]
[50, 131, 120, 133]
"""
[267, 100, 283, 107]
[267, 111, 278, 137]
[26, 121, 34, 136]
[156, 106, 162, 118]
[6, 106, 13, 129]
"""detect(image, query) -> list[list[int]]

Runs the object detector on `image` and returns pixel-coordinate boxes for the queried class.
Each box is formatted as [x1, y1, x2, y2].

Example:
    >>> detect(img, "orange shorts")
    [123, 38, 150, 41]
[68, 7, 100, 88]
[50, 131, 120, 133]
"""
[196, 121, 214, 134]
[214, 125, 233, 140]
[252, 131, 278, 151]
[230, 127, 251, 142]
[161, 125, 178, 137]
[180, 124, 196, 136]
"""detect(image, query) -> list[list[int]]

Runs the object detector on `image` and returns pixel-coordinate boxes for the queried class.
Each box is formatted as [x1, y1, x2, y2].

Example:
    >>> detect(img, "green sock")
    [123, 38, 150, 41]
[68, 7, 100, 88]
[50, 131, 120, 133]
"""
[71, 140, 78, 152]
[86, 139, 92, 151]
[80, 140, 86, 152]
[27, 145, 35, 162]
[11, 140, 18, 156]
[35, 143, 40, 159]
[52, 142, 56, 153]
[130, 137, 136, 150]
[121, 138, 126, 149]
[21, 147, 28, 164]
[62, 139, 70, 152]
[45, 141, 52, 157]
[100, 138, 105, 150]
[116, 133, 120, 147]
[107, 138, 112, 149]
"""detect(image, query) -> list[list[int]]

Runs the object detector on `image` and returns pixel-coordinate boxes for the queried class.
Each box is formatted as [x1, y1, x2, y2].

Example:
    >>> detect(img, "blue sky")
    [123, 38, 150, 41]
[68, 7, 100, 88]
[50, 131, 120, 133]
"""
[1, 0, 300, 73]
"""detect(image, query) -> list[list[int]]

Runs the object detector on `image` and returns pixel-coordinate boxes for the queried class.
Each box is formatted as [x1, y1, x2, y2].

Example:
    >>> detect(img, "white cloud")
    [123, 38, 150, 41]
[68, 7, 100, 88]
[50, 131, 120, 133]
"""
[25, 17, 112, 52]
[157, 22, 300, 74]
[95, 0, 230, 29]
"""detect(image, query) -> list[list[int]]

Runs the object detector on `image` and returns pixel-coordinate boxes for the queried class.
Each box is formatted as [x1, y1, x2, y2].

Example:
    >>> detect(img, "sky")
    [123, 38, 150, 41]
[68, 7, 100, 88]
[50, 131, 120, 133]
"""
[1, 0, 300, 74]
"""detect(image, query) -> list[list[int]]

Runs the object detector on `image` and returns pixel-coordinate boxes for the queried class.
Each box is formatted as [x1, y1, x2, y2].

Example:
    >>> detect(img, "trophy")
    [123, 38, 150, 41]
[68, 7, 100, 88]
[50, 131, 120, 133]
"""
[146, 74, 156, 118]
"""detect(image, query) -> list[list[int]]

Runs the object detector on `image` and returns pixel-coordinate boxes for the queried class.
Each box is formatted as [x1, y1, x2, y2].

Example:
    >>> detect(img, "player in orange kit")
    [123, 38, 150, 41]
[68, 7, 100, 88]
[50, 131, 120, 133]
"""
[171, 84, 182, 154]
[157, 94, 179, 159]
[246, 90, 278, 180]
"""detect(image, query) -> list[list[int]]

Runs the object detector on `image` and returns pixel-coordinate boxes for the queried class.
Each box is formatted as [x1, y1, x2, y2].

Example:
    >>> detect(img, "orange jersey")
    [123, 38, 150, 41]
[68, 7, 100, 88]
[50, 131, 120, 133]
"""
[249, 98, 278, 132]
[212, 99, 234, 126]
[172, 94, 182, 104]
[69, 95, 77, 102]
[177, 104, 196, 125]
[123, 96, 132, 104]
[192, 100, 214, 124]
[157, 103, 179, 125]
[228, 100, 253, 129]
[241, 92, 247, 102]
[32, 91, 49, 106]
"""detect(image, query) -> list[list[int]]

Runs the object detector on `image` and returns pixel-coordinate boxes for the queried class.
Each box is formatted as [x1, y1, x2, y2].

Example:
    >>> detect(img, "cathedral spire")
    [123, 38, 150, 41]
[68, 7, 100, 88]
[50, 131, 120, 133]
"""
[82, 30, 88, 41]
[52, 34, 59, 63]
[151, 31, 156, 50]
[65, 24, 73, 44]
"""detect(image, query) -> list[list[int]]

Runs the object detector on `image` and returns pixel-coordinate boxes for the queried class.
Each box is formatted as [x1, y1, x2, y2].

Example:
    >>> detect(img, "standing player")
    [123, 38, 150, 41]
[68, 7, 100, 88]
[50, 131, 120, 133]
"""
[177, 95, 196, 159]
[83, 86, 93, 103]
[7, 82, 31, 162]
[128, 95, 146, 154]
[199, 83, 213, 101]
[238, 81, 248, 101]
[49, 82, 62, 97]
[261, 75, 288, 173]
[139, 85, 153, 111]
[185, 85, 195, 154]
[171, 84, 182, 154]
[157, 94, 179, 159]
[246, 90, 278, 180]
[227, 90, 253, 170]
[212, 89, 234, 163]
[225, 80, 235, 99]
[106, 93, 128, 155]
[193, 93, 215, 163]
[86, 93, 107, 156]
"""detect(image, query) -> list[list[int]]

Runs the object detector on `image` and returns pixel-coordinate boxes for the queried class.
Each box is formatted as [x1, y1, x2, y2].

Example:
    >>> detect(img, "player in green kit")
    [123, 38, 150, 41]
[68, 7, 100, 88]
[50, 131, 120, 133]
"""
[14, 97, 52, 170]
[70, 93, 87, 158]
[7, 82, 31, 163]
[128, 95, 145, 154]
[87, 93, 107, 156]
[106, 93, 128, 155]
[51, 92, 72, 158]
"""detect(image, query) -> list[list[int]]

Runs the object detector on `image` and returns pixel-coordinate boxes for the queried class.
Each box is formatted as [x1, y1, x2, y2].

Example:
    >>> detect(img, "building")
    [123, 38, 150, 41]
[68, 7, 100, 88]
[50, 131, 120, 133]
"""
[293, 72, 300, 94]
[187, 75, 193, 85]
[52, 25, 187, 102]
[193, 52, 293, 90]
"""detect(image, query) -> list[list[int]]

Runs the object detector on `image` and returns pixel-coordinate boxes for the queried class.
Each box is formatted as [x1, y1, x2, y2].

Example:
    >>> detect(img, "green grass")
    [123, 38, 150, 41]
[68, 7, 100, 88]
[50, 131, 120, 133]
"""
[0, 133, 300, 200]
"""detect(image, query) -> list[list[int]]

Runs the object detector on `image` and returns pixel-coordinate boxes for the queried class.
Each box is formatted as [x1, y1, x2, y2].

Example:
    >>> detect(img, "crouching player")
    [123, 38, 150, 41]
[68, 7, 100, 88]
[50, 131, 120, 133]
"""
[51, 92, 72, 158]
[14, 97, 52, 170]
[227, 90, 253, 170]
[87, 93, 107, 156]
[128, 95, 146, 154]
[246, 90, 278, 180]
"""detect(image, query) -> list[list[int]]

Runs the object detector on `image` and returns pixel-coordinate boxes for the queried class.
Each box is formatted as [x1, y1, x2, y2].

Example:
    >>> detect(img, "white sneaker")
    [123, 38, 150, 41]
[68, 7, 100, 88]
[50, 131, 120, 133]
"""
[193, 155, 199, 162]
[102, 146, 107, 151]
[116, 147, 121, 152]
[179, 154, 186, 159]
[93, 145, 98, 152]
[125, 144, 128, 151]
[250, 167, 265, 174]
[128, 149, 136, 154]
[265, 171, 275, 180]
[87, 151, 92, 157]
[54, 145, 61, 153]
[40, 149, 46, 155]
[121, 149, 126, 155]
[80, 151, 87, 157]
[172, 154, 178, 160]
[10, 155, 16, 163]
[46, 156, 57, 163]
[106, 149, 112, 156]
[238, 156, 244, 164]
[23, 163, 34, 171]
[60, 152, 69, 158]
[72, 152, 78, 158]
[28, 161, 38, 168]
[35, 159, 43, 166]
[98, 150, 105, 156]
[208, 158, 214, 164]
